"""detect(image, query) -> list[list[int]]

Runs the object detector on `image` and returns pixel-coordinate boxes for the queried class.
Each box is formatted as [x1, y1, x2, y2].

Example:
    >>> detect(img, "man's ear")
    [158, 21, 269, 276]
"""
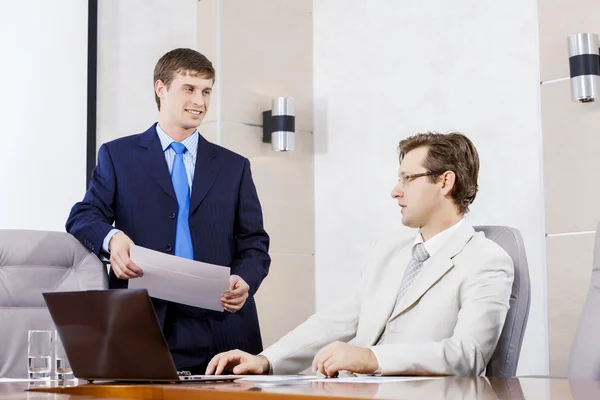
[440, 171, 456, 196]
[155, 79, 166, 98]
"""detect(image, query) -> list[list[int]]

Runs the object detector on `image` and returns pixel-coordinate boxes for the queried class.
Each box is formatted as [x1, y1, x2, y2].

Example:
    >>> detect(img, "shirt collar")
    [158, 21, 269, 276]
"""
[156, 123, 199, 158]
[414, 217, 465, 258]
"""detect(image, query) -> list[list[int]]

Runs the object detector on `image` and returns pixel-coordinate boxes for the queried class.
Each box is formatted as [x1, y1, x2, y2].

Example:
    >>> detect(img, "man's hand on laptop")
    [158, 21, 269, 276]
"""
[205, 350, 269, 375]
[221, 275, 249, 312]
[108, 232, 143, 279]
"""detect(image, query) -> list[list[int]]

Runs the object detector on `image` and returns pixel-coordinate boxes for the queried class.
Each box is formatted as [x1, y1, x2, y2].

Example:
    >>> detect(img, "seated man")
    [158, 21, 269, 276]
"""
[206, 131, 514, 377]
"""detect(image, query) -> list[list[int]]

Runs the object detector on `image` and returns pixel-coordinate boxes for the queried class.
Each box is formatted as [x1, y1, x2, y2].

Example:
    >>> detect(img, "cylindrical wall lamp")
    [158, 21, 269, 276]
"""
[568, 33, 600, 103]
[262, 97, 295, 151]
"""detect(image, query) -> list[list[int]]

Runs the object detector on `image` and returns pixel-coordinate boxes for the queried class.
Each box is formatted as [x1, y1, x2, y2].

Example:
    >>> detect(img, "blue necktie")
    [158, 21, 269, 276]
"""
[169, 142, 194, 259]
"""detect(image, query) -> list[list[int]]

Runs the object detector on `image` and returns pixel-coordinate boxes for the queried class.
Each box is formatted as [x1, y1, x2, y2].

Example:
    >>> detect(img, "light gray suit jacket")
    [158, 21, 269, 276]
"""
[260, 222, 514, 376]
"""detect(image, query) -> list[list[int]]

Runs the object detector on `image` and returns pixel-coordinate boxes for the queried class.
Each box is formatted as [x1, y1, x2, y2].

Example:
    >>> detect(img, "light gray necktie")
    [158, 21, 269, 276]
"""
[396, 242, 430, 302]
[376, 242, 431, 346]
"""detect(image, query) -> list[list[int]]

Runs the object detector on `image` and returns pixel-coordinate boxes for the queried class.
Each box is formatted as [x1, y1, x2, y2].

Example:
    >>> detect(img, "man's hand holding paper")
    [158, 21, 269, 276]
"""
[128, 244, 234, 312]
[221, 275, 249, 312]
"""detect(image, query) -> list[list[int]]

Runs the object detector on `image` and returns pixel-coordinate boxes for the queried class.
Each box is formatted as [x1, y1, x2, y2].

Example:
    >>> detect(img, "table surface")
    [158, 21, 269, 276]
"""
[2, 376, 600, 400]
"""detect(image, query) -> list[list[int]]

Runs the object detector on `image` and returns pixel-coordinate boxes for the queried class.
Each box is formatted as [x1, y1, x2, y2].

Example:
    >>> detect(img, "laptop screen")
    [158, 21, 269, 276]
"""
[43, 289, 180, 382]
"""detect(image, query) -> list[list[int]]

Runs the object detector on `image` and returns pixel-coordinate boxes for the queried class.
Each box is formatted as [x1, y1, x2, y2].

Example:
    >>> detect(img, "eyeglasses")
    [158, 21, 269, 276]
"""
[397, 171, 445, 187]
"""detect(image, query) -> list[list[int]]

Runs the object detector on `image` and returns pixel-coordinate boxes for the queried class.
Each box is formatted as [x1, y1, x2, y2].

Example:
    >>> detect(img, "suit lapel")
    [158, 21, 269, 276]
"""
[357, 239, 413, 347]
[388, 222, 476, 321]
[138, 124, 176, 201]
[190, 135, 220, 215]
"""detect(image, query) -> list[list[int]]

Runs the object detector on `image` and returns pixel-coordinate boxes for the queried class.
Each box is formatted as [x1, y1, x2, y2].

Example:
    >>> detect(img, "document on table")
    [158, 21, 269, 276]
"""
[129, 244, 230, 312]
[235, 376, 316, 382]
[308, 376, 438, 383]
[235, 375, 437, 383]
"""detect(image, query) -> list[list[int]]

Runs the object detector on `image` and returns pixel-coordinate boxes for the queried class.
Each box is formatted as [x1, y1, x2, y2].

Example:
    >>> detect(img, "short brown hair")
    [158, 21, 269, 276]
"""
[398, 131, 479, 214]
[153, 48, 215, 110]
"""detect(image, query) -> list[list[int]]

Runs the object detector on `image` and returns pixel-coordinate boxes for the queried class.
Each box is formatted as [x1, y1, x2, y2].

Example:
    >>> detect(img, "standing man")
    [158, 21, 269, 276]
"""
[66, 48, 270, 373]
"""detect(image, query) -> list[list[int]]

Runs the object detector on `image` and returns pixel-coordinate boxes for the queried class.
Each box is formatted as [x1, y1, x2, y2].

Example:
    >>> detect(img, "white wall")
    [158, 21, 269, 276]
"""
[313, 0, 548, 374]
[97, 0, 198, 147]
[0, 0, 88, 231]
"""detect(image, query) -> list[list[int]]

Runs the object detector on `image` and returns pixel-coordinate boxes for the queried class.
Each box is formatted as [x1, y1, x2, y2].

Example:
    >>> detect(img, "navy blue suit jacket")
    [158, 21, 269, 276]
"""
[66, 124, 270, 371]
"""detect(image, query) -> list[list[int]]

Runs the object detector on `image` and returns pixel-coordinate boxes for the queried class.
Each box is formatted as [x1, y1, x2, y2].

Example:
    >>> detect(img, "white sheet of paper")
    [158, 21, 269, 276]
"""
[308, 376, 438, 383]
[235, 375, 437, 384]
[129, 245, 230, 312]
[235, 375, 316, 382]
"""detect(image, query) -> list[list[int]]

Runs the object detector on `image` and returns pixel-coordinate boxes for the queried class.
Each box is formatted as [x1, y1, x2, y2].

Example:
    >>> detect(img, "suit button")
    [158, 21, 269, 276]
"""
[169, 212, 176, 219]
[166, 244, 173, 252]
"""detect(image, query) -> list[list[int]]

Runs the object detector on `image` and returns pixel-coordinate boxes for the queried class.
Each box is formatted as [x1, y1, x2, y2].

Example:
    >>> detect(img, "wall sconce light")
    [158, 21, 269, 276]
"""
[568, 33, 600, 102]
[262, 97, 295, 151]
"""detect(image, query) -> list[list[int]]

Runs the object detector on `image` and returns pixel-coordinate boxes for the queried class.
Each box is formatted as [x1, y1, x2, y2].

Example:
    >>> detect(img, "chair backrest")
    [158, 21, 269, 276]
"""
[568, 222, 600, 380]
[474, 226, 531, 377]
[0, 230, 108, 378]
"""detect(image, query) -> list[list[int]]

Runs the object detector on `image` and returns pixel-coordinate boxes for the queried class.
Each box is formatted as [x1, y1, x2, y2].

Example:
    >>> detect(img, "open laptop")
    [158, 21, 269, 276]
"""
[42, 289, 238, 383]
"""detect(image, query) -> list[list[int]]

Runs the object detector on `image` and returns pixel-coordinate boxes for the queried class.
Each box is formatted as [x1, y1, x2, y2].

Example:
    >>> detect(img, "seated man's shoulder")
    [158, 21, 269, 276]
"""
[462, 231, 514, 272]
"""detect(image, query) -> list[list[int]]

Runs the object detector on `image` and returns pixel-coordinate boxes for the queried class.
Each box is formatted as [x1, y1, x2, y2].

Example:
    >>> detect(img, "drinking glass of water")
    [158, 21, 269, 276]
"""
[28, 330, 52, 380]
[54, 330, 74, 380]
